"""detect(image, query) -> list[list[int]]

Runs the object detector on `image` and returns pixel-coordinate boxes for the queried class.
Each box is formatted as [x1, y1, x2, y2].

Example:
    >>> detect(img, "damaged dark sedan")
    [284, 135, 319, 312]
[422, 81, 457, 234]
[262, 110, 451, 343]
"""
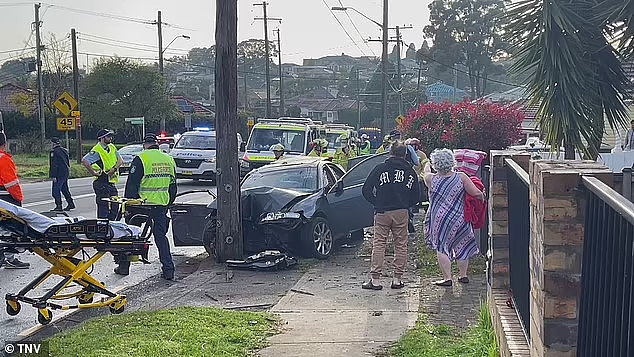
[170, 153, 387, 259]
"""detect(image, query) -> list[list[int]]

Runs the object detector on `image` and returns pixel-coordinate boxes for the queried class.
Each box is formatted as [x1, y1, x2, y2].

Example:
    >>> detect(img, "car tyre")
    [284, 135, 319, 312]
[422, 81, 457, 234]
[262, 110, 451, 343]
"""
[202, 216, 217, 259]
[302, 217, 333, 259]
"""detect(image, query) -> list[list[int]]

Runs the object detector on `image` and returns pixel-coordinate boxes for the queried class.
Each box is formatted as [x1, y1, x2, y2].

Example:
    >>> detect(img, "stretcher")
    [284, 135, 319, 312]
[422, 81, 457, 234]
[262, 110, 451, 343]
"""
[0, 198, 151, 325]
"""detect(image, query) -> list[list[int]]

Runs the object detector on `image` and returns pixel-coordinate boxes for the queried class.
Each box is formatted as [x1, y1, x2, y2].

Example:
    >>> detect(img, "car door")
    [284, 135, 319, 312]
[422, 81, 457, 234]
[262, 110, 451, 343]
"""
[325, 153, 388, 236]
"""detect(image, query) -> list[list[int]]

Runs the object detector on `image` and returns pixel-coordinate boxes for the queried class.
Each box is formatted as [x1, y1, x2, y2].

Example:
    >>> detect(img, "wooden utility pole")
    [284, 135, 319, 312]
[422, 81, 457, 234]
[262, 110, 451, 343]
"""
[356, 68, 361, 130]
[254, 2, 271, 117]
[34, 3, 45, 148]
[156, 10, 166, 133]
[215, 0, 242, 261]
[393, 25, 412, 116]
[274, 28, 284, 116]
[381, 0, 388, 136]
[71, 28, 82, 163]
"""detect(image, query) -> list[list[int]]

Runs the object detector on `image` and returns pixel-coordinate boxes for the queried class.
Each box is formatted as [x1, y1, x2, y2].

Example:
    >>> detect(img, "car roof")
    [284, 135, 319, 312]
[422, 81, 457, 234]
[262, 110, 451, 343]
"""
[182, 130, 216, 136]
[252, 156, 326, 174]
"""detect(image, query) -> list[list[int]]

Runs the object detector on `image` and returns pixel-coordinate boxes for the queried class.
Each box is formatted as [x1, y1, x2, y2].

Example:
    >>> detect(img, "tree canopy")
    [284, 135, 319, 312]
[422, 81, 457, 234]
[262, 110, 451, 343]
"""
[81, 57, 179, 140]
[424, 0, 507, 98]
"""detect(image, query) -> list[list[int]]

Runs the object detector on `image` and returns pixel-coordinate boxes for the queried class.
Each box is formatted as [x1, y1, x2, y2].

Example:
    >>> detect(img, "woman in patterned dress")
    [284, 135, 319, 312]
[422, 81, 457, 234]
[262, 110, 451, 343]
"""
[422, 148, 485, 286]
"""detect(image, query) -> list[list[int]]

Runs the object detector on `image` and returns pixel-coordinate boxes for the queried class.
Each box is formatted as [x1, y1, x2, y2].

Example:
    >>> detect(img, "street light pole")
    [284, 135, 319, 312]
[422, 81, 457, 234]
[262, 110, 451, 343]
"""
[381, 0, 388, 136]
[157, 30, 190, 133]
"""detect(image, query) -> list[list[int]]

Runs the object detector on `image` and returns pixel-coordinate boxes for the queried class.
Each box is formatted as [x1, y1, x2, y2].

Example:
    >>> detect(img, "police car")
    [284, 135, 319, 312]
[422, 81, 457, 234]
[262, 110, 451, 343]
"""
[169, 128, 219, 181]
[170, 128, 243, 182]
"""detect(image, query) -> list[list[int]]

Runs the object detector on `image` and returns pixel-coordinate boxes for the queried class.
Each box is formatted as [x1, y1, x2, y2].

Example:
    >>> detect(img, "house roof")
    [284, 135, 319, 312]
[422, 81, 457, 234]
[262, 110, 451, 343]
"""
[0, 83, 34, 93]
[286, 97, 367, 112]
[426, 82, 466, 95]
[170, 96, 215, 116]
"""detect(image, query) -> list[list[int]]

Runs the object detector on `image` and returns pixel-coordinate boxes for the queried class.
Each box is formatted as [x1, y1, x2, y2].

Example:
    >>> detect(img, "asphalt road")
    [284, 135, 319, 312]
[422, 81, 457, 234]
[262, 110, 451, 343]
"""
[1, 176, 216, 345]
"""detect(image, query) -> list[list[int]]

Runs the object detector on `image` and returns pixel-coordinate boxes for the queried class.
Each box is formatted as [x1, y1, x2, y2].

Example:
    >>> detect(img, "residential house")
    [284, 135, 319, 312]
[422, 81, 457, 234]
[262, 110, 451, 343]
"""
[0, 83, 36, 114]
[171, 96, 215, 117]
[285, 97, 366, 123]
[426, 82, 468, 103]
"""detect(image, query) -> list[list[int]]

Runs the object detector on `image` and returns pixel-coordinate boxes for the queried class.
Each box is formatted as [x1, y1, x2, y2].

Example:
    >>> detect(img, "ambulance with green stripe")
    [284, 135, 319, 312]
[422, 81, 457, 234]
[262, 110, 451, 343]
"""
[240, 118, 322, 176]
[322, 124, 357, 158]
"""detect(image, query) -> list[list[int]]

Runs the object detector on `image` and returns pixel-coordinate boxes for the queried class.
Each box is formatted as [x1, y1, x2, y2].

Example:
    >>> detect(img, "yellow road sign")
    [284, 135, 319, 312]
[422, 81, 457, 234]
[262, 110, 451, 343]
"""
[70, 110, 80, 117]
[56, 117, 76, 131]
[54, 92, 78, 117]
[247, 119, 255, 127]
[395, 115, 405, 125]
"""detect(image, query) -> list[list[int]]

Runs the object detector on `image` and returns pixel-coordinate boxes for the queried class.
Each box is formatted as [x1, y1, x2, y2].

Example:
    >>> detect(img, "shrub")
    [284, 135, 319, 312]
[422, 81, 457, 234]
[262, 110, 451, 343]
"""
[398, 101, 524, 154]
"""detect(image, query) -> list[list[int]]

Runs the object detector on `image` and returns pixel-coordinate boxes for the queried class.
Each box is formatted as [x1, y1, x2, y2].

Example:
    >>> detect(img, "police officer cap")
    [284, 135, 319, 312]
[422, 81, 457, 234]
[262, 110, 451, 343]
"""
[390, 130, 401, 138]
[51, 137, 61, 144]
[144, 133, 159, 144]
[97, 129, 114, 139]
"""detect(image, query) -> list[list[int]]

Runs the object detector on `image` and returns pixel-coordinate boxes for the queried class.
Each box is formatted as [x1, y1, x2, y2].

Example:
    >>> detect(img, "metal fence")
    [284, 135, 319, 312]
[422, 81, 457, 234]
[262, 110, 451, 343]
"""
[505, 158, 531, 341]
[577, 176, 634, 357]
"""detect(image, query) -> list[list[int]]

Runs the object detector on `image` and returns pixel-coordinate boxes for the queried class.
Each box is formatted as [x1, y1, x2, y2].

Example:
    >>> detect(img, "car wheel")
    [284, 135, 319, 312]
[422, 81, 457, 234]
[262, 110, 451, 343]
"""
[202, 217, 217, 259]
[303, 217, 333, 259]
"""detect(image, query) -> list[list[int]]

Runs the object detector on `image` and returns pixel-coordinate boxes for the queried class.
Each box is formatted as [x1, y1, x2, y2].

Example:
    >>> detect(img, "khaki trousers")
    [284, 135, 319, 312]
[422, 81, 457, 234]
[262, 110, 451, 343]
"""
[371, 209, 409, 280]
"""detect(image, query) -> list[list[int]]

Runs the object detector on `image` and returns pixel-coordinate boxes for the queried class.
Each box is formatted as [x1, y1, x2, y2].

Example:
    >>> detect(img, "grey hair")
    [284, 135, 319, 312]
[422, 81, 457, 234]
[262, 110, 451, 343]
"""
[430, 148, 456, 175]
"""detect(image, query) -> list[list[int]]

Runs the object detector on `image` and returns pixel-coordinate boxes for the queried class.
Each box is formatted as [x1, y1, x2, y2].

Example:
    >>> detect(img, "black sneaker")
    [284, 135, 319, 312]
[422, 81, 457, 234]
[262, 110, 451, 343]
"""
[161, 271, 174, 281]
[114, 265, 130, 276]
[4, 258, 30, 269]
[63, 203, 76, 211]
[51, 206, 63, 212]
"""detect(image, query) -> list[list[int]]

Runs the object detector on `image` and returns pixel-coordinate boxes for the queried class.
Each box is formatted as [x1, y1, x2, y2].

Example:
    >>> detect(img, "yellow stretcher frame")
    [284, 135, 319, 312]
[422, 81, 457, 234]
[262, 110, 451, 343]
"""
[0, 199, 150, 325]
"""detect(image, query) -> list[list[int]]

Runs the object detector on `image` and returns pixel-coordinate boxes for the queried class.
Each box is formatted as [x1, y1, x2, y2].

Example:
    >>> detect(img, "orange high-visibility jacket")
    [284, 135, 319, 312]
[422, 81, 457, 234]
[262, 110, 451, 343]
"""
[0, 150, 24, 203]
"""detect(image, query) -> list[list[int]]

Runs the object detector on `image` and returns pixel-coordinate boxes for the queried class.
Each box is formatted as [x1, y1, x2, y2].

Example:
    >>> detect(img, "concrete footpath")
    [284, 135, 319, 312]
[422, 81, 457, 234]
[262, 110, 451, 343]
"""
[259, 248, 420, 357]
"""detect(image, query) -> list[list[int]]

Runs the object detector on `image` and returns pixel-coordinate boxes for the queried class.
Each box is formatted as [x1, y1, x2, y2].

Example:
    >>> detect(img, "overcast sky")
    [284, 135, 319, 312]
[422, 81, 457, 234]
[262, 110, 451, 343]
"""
[0, 0, 432, 70]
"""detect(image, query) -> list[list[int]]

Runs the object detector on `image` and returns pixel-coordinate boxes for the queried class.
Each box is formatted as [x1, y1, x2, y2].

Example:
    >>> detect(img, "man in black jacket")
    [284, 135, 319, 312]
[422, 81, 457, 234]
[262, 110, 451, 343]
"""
[49, 137, 75, 211]
[362, 142, 419, 290]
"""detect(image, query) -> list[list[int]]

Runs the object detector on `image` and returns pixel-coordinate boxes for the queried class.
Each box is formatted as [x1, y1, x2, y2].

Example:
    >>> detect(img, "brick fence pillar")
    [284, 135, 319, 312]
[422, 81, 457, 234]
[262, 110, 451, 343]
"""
[529, 161, 613, 357]
[489, 151, 530, 289]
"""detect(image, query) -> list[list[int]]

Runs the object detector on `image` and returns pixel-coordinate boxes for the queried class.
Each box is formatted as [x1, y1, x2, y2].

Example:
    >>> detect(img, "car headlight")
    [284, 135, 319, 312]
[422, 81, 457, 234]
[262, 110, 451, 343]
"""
[261, 212, 301, 222]
[240, 160, 250, 169]
[205, 157, 216, 163]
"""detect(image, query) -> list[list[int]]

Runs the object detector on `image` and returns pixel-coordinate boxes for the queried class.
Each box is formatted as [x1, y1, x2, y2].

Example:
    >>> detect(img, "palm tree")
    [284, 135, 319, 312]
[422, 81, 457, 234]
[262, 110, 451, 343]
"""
[506, 0, 632, 159]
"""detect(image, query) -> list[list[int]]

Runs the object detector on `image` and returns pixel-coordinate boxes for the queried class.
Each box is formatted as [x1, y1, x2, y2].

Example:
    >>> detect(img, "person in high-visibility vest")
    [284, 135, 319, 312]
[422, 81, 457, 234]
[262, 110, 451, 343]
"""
[82, 129, 123, 220]
[333, 133, 354, 170]
[376, 135, 392, 154]
[359, 134, 372, 155]
[0, 133, 30, 269]
[271, 143, 285, 160]
[308, 139, 329, 157]
[118, 133, 177, 280]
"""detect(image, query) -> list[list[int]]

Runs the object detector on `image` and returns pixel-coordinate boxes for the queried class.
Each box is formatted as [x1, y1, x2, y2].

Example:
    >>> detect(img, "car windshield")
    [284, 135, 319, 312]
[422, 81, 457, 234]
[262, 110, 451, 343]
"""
[242, 166, 318, 193]
[118, 145, 143, 155]
[325, 132, 345, 149]
[246, 128, 306, 153]
[175, 135, 216, 150]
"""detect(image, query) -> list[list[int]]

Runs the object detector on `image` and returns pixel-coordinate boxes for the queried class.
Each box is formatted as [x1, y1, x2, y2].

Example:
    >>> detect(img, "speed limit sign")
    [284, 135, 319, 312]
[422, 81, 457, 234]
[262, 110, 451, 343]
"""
[56, 117, 76, 131]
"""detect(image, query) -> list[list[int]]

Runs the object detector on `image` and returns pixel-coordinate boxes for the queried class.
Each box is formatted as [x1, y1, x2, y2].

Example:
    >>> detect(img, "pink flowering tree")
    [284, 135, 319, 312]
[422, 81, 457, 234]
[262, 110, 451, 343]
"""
[398, 101, 524, 154]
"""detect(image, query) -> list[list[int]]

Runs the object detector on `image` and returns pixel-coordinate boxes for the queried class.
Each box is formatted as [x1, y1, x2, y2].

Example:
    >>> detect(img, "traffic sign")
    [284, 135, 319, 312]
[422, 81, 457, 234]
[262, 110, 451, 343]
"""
[54, 92, 78, 117]
[395, 115, 405, 125]
[70, 110, 80, 117]
[56, 117, 76, 131]
[125, 117, 144, 125]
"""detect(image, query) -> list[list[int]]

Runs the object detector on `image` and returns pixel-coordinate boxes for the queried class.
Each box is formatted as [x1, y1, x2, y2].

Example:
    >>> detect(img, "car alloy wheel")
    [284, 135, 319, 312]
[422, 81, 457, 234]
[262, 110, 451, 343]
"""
[312, 219, 333, 258]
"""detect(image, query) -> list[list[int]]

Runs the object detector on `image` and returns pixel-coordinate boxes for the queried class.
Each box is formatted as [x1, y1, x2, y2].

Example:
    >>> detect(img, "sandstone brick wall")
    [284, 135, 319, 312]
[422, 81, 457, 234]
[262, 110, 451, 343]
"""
[528, 161, 613, 357]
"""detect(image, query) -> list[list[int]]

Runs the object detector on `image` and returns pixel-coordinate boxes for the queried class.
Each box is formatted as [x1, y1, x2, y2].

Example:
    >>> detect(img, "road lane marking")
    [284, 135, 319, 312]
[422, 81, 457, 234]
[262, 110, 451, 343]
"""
[17, 284, 126, 338]
[23, 193, 97, 208]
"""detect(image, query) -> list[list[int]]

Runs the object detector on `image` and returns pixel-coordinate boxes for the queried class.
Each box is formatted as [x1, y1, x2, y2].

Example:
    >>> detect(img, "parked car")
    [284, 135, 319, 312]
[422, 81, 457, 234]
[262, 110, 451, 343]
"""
[170, 153, 387, 259]
[118, 144, 144, 174]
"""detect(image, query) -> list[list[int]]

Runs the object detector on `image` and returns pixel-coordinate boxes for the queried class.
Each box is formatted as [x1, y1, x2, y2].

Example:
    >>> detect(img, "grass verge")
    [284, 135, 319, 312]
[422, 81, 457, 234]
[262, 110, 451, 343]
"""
[48, 307, 277, 357]
[13, 154, 89, 180]
[389, 301, 498, 357]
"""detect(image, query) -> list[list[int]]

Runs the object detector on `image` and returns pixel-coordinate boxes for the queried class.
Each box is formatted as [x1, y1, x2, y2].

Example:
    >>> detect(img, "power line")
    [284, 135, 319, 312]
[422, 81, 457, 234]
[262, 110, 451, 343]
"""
[417, 52, 526, 89]
[79, 33, 189, 53]
[41, 3, 154, 25]
[322, 0, 367, 56]
[0, 46, 36, 55]
[337, 0, 376, 56]
[78, 36, 187, 56]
